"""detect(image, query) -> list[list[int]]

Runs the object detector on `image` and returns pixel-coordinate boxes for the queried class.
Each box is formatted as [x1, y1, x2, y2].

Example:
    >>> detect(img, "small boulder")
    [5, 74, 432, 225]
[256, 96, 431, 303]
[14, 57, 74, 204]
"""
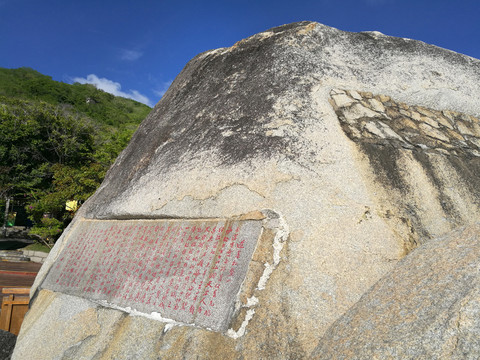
[312, 224, 480, 359]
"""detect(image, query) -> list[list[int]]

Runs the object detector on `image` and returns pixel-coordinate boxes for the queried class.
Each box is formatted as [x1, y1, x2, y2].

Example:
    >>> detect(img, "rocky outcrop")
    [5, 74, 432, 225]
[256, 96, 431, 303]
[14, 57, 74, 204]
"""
[312, 223, 480, 359]
[13, 22, 480, 359]
[330, 88, 480, 253]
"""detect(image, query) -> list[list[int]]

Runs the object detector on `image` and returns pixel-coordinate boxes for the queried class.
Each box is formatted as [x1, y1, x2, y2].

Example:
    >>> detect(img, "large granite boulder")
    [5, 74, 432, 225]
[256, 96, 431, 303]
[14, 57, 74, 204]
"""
[312, 224, 480, 359]
[13, 22, 480, 359]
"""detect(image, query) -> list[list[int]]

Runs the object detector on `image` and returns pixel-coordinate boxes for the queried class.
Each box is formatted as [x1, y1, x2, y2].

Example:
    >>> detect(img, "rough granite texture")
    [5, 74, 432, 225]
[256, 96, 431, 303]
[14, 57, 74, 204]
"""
[330, 88, 480, 252]
[0, 329, 16, 360]
[14, 21, 480, 359]
[40, 219, 265, 332]
[312, 223, 480, 359]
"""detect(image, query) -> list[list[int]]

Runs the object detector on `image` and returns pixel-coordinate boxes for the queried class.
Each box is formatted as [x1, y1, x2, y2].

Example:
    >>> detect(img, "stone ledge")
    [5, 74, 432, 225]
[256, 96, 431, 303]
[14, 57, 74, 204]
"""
[21, 250, 48, 263]
[330, 89, 480, 157]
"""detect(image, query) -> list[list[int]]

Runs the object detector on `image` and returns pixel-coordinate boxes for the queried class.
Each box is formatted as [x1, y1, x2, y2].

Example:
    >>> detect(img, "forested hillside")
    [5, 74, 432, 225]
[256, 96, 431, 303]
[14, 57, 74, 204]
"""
[0, 67, 150, 126]
[0, 67, 152, 245]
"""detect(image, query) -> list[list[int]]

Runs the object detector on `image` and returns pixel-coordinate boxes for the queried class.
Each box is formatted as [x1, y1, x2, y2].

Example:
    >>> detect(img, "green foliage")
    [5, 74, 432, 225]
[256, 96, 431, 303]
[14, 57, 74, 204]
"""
[0, 67, 152, 244]
[0, 67, 151, 126]
[0, 96, 96, 198]
[22, 242, 51, 253]
[29, 217, 63, 247]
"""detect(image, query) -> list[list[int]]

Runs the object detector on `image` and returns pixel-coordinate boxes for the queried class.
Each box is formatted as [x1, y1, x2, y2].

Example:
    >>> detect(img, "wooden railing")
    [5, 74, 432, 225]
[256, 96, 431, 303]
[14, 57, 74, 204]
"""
[0, 287, 30, 335]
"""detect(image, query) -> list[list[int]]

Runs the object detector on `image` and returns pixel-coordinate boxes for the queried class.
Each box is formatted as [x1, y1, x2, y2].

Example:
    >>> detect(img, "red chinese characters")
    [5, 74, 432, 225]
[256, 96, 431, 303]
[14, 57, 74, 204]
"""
[44, 219, 260, 328]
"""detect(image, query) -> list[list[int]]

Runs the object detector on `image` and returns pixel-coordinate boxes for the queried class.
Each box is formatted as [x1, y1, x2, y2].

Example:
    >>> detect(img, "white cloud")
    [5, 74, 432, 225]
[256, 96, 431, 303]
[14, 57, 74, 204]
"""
[72, 74, 152, 106]
[153, 80, 173, 99]
[120, 49, 143, 61]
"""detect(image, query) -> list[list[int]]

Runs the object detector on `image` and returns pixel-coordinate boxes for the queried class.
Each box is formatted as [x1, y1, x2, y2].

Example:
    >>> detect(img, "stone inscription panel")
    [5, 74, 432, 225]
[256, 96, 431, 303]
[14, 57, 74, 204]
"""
[41, 219, 263, 331]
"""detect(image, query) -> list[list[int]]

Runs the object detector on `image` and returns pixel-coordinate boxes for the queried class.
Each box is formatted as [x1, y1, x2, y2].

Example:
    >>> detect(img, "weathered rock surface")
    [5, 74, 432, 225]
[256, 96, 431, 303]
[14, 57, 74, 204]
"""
[312, 223, 480, 359]
[14, 21, 480, 359]
[330, 88, 480, 253]
[0, 329, 16, 360]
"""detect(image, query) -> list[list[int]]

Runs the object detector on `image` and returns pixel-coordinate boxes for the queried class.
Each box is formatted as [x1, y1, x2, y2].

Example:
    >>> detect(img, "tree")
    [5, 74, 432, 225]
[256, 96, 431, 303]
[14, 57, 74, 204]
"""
[0, 67, 150, 245]
[0, 97, 112, 244]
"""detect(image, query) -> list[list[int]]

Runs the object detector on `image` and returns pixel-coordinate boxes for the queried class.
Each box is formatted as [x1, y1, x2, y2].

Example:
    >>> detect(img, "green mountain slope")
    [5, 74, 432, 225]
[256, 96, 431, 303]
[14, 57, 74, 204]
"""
[0, 67, 151, 126]
[0, 67, 152, 244]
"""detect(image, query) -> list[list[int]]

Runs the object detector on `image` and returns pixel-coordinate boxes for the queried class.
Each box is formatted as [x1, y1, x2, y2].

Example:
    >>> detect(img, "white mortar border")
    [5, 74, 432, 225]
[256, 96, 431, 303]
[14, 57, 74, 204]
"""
[227, 209, 290, 339]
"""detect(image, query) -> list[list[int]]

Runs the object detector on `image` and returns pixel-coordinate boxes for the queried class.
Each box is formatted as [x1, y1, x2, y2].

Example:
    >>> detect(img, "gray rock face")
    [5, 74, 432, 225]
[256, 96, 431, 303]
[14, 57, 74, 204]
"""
[41, 219, 264, 332]
[14, 22, 480, 359]
[84, 21, 480, 220]
[0, 329, 16, 360]
[312, 224, 480, 359]
[329, 88, 480, 251]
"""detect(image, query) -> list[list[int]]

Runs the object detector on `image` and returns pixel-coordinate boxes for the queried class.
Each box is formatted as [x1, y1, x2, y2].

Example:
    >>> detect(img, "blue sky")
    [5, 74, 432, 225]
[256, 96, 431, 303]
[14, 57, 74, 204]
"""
[1, 0, 479, 107]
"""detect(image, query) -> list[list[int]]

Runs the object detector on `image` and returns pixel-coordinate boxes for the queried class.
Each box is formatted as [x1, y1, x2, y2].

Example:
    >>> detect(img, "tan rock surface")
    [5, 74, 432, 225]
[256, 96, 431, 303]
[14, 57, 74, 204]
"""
[312, 224, 480, 359]
[14, 21, 480, 359]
